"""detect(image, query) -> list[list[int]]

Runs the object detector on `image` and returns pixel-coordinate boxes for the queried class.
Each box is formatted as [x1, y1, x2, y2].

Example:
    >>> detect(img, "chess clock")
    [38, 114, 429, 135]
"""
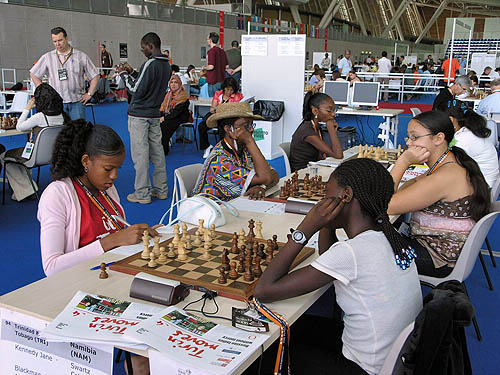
[130, 272, 190, 306]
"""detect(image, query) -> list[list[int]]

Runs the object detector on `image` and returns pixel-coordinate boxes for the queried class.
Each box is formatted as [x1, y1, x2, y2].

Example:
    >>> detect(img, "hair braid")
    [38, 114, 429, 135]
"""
[332, 158, 416, 270]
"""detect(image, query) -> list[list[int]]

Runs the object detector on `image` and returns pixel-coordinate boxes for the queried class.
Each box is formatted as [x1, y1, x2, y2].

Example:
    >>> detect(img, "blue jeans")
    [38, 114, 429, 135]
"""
[208, 82, 222, 97]
[64, 102, 86, 120]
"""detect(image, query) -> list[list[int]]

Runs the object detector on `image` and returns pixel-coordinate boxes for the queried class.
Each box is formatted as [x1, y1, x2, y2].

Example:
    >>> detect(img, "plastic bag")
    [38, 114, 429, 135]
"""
[253, 100, 285, 121]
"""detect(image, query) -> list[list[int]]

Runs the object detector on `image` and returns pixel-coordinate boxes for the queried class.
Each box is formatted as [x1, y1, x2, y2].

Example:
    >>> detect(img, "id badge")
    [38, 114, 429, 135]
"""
[58, 68, 68, 81]
[22, 142, 34, 159]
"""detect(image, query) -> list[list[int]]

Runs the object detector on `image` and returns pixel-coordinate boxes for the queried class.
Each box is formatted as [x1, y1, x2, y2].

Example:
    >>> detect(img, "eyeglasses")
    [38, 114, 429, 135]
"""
[246, 123, 256, 131]
[404, 133, 433, 142]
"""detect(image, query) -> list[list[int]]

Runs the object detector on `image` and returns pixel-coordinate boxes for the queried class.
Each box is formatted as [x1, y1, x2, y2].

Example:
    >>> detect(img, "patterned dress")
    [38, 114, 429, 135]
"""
[193, 140, 255, 201]
[410, 196, 475, 268]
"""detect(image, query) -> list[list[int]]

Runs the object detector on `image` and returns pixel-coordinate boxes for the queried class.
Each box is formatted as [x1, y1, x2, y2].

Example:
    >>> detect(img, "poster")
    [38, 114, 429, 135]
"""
[277, 35, 305, 57]
[0, 308, 113, 375]
[241, 35, 268, 56]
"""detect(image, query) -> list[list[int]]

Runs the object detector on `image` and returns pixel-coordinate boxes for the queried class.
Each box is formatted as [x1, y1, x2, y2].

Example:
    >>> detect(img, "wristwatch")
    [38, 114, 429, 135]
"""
[291, 230, 308, 245]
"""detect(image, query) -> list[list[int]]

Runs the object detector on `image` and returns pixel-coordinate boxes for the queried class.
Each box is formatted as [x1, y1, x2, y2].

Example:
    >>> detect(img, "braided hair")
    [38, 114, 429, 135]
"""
[332, 158, 416, 270]
[50, 120, 124, 180]
[302, 91, 331, 121]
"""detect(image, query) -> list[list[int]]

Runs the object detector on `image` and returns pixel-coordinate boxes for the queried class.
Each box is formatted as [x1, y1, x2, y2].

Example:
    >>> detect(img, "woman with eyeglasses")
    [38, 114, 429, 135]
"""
[193, 102, 279, 201]
[388, 110, 490, 277]
[289, 92, 343, 172]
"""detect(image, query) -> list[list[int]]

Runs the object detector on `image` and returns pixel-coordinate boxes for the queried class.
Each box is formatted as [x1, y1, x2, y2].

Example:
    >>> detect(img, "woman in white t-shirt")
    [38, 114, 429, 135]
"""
[0, 83, 68, 201]
[444, 102, 499, 188]
[254, 158, 422, 375]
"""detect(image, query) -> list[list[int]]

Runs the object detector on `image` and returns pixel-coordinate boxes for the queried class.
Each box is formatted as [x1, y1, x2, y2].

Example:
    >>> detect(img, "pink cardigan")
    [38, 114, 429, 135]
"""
[37, 177, 124, 276]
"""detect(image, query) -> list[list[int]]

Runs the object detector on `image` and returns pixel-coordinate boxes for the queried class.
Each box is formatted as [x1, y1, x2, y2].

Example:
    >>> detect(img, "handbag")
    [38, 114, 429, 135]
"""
[159, 193, 239, 228]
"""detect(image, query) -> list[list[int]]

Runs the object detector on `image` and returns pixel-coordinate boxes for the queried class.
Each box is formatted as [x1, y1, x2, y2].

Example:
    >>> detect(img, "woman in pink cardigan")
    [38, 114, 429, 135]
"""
[38, 120, 159, 276]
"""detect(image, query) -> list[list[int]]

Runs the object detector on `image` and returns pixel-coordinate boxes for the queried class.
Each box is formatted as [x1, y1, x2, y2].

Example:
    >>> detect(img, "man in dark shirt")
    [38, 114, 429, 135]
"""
[225, 40, 242, 84]
[100, 44, 113, 76]
[203, 32, 228, 97]
[432, 75, 471, 112]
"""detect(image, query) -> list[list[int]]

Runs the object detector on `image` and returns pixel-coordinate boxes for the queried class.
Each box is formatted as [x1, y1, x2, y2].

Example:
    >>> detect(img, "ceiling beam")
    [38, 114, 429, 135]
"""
[350, 0, 368, 35]
[414, 2, 500, 16]
[451, 0, 500, 7]
[290, 5, 302, 24]
[381, 0, 410, 39]
[385, 0, 405, 40]
[415, 0, 449, 43]
[319, 0, 345, 29]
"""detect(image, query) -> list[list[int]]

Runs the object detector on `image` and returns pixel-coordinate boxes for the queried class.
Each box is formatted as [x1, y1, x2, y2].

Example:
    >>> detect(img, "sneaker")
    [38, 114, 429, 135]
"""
[127, 193, 151, 204]
[203, 145, 213, 158]
[152, 190, 168, 200]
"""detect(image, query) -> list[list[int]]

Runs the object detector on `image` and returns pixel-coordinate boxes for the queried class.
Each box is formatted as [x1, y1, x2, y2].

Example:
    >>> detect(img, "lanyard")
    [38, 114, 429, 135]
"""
[251, 297, 291, 375]
[57, 47, 73, 67]
[223, 139, 250, 167]
[426, 149, 449, 176]
[75, 177, 123, 230]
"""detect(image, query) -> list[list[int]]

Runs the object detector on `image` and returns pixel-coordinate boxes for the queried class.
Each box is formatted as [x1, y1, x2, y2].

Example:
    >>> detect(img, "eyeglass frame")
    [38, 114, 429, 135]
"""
[404, 133, 434, 142]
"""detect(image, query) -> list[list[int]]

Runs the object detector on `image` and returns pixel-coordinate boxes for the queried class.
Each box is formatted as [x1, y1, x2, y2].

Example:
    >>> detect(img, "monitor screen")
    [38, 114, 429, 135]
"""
[322, 81, 350, 106]
[351, 81, 380, 107]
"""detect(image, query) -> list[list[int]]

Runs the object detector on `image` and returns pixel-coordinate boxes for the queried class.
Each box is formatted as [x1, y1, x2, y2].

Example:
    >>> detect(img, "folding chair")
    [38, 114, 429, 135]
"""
[278, 142, 291, 176]
[168, 163, 203, 223]
[0, 91, 29, 115]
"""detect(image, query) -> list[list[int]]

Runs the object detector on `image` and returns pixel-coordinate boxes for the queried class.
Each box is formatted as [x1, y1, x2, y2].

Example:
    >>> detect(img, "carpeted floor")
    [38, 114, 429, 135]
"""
[0, 98, 499, 374]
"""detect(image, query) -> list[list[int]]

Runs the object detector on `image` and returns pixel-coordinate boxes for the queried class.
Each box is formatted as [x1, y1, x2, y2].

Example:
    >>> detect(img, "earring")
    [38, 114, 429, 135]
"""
[84, 166, 88, 173]
[314, 115, 318, 119]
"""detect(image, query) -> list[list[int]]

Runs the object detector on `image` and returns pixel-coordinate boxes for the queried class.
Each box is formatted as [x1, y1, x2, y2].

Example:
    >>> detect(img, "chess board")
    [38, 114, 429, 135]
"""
[110, 228, 315, 301]
[269, 179, 326, 203]
[357, 146, 402, 164]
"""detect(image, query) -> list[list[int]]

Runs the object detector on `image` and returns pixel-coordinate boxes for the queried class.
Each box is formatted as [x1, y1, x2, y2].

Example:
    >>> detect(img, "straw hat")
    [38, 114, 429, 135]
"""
[206, 102, 263, 128]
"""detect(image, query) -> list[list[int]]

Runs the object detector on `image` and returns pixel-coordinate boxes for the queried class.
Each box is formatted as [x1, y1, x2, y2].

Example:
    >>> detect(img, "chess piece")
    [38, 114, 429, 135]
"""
[238, 229, 246, 247]
[255, 220, 263, 239]
[148, 252, 158, 267]
[198, 218, 205, 232]
[218, 267, 227, 284]
[181, 223, 188, 243]
[173, 224, 180, 246]
[203, 228, 212, 243]
[153, 236, 161, 256]
[279, 186, 287, 200]
[201, 243, 211, 260]
[193, 230, 202, 246]
[252, 242, 259, 258]
[253, 256, 262, 277]
[141, 230, 150, 259]
[210, 223, 216, 238]
[99, 263, 109, 279]
[231, 233, 239, 254]
[167, 243, 176, 258]
[177, 242, 188, 261]
[158, 246, 167, 264]
[397, 144, 402, 158]
[258, 243, 266, 259]
[247, 219, 255, 242]
[221, 248, 230, 272]
[243, 264, 254, 282]
[185, 234, 192, 250]
[228, 261, 239, 280]
[272, 235, 279, 251]
[237, 256, 245, 273]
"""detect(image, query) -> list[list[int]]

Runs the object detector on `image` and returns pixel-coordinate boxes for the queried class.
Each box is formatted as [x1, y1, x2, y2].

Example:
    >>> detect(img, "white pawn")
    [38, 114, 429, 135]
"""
[177, 241, 188, 261]
[185, 234, 193, 250]
[210, 223, 216, 238]
[201, 243, 211, 260]
[148, 251, 157, 268]
[167, 243, 176, 258]
[193, 230, 202, 246]
[158, 246, 167, 264]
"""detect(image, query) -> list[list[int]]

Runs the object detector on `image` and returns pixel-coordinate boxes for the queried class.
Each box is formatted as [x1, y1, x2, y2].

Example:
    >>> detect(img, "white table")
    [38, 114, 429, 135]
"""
[337, 107, 404, 148]
[0, 202, 333, 374]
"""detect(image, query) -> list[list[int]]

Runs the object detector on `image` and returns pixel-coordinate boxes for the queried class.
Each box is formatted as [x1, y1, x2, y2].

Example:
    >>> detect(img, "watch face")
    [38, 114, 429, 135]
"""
[293, 230, 305, 242]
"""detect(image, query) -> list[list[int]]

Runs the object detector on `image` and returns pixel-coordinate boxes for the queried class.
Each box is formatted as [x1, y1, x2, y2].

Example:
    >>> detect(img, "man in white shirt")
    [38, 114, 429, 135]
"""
[377, 51, 392, 102]
[490, 67, 500, 80]
[337, 50, 352, 76]
[30, 27, 99, 121]
[477, 78, 500, 117]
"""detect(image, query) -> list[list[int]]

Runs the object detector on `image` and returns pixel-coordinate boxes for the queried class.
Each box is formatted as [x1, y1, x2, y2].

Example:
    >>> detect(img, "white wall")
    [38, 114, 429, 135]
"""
[484, 18, 500, 39]
[444, 18, 475, 41]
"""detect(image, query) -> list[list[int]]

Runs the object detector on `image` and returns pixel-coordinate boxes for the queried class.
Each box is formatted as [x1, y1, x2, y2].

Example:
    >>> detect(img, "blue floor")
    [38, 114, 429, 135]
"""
[1, 99, 499, 374]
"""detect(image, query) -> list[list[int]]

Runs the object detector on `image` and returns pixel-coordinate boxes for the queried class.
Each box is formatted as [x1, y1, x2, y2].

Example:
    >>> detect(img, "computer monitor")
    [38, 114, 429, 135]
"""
[322, 80, 350, 106]
[351, 81, 380, 107]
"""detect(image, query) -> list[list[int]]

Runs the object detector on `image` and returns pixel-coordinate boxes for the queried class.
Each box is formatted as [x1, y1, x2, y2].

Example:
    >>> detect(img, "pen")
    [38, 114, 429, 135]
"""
[112, 215, 131, 227]
[90, 262, 116, 270]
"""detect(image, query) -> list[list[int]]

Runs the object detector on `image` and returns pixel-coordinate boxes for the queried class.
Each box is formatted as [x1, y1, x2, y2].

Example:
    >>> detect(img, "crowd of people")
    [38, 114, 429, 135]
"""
[1, 24, 500, 375]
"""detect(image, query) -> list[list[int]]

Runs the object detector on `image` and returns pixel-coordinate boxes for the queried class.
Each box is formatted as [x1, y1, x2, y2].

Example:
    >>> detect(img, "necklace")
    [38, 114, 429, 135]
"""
[426, 149, 450, 176]
[75, 177, 123, 230]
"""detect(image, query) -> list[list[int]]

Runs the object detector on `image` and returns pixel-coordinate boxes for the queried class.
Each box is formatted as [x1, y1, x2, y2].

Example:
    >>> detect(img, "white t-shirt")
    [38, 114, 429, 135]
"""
[311, 230, 422, 375]
[455, 126, 499, 188]
[16, 110, 64, 132]
[377, 57, 392, 75]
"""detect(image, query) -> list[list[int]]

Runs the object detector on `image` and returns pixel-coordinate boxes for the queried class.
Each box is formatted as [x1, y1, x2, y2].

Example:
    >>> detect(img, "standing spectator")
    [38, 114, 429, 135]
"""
[425, 55, 434, 66]
[117, 32, 170, 204]
[337, 50, 352, 76]
[458, 55, 467, 75]
[377, 51, 392, 102]
[225, 40, 242, 84]
[203, 32, 229, 97]
[320, 52, 331, 70]
[30, 27, 99, 120]
[163, 49, 173, 64]
[441, 56, 461, 84]
[100, 44, 113, 76]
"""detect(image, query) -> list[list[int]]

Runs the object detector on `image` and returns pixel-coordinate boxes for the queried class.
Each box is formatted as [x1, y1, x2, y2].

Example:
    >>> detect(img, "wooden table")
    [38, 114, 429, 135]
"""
[0, 128, 28, 137]
[337, 107, 404, 148]
[0, 201, 332, 374]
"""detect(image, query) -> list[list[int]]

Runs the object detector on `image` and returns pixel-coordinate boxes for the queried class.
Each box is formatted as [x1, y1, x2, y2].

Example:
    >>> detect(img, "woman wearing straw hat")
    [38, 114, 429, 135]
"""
[193, 102, 279, 201]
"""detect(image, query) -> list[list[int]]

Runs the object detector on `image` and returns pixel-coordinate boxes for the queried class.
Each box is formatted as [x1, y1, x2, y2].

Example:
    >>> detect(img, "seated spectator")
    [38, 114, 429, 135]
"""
[290, 92, 343, 172]
[171, 64, 187, 85]
[185, 65, 200, 96]
[0, 83, 68, 201]
[309, 69, 325, 86]
[479, 67, 492, 88]
[388, 111, 490, 277]
[445, 102, 499, 188]
[432, 75, 471, 111]
[193, 102, 279, 201]
[159, 75, 190, 155]
[331, 70, 344, 81]
[199, 76, 243, 158]
[477, 78, 500, 117]
[346, 70, 361, 86]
